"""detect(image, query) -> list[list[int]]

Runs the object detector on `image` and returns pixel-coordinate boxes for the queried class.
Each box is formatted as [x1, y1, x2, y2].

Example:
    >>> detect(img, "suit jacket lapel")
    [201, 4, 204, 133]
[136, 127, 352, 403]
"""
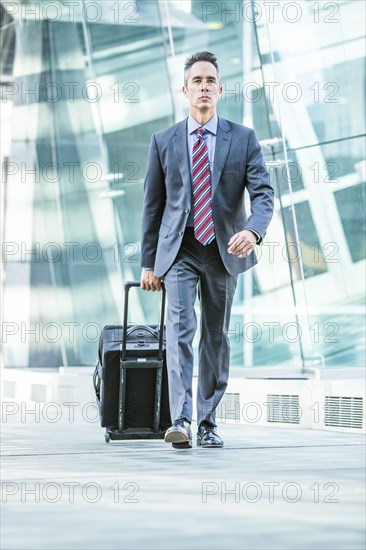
[173, 119, 192, 200]
[212, 117, 231, 197]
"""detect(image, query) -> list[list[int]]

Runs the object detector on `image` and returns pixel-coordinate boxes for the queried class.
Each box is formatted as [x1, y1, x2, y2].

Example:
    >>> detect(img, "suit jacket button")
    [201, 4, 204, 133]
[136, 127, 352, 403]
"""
[179, 231, 183, 236]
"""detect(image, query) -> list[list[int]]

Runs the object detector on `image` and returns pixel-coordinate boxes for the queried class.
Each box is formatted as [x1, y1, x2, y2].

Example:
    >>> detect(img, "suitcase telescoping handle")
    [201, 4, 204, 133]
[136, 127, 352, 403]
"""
[121, 281, 166, 362]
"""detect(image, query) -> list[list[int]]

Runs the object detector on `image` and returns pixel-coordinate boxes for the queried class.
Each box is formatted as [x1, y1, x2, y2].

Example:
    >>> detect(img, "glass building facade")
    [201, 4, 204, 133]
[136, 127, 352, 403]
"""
[1, 0, 365, 370]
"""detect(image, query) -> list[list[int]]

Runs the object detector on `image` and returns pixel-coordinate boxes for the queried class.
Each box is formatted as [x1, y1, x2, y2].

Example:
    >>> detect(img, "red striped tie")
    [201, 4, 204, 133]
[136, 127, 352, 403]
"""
[192, 128, 215, 245]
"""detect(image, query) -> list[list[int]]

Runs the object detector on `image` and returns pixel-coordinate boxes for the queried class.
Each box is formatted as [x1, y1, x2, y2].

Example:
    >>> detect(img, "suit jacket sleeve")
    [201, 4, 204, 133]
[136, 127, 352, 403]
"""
[140, 134, 166, 269]
[244, 129, 274, 244]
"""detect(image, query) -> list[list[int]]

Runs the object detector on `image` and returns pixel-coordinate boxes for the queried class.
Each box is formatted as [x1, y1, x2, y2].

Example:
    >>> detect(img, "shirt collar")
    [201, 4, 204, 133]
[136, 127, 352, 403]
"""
[188, 114, 218, 136]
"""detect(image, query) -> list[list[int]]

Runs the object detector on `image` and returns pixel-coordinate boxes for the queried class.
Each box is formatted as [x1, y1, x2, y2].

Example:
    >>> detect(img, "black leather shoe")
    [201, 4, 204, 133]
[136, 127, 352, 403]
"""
[164, 418, 192, 447]
[172, 441, 192, 450]
[197, 422, 224, 448]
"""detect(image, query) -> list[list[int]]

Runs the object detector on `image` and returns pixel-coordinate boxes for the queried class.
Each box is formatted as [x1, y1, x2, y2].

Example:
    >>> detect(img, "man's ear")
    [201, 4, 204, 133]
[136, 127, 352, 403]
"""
[182, 85, 188, 98]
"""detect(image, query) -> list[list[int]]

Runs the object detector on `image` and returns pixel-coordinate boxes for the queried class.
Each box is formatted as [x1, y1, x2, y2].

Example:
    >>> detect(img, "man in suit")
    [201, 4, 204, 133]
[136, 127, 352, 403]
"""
[140, 52, 274, 449]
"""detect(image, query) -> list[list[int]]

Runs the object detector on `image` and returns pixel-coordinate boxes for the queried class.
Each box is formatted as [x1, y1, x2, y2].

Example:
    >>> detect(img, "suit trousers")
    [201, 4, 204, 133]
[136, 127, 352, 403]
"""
[163, 227, 238, 427]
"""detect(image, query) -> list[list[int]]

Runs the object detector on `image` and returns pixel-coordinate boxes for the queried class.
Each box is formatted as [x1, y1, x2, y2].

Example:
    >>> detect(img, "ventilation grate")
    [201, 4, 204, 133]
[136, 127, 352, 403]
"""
[3, 381, 16, 398]
[31, 384, 47, 403]
[325, 396, 363, 429]
[267, 394, 300, 424]
[59, 385, 74, 403]
[216, 393, 240, 422]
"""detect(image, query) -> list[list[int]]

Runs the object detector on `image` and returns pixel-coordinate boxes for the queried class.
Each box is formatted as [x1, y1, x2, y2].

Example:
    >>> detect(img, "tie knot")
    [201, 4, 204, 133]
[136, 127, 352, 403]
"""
[197, 127, 205, 138]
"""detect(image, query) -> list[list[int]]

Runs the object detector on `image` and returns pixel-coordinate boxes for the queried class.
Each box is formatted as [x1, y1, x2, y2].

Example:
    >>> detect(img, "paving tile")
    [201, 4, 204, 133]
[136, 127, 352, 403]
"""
[1, 413, 365, 550]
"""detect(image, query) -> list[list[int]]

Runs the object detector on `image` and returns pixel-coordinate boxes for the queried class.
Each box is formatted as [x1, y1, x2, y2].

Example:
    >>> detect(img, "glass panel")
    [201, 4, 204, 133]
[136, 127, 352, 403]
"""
[334, 184, 366, 263]
[2, 1, 175, 366]
[256, 0, 366, 148]
[255, 0, 366, 368]
[282, 201, 327, 279]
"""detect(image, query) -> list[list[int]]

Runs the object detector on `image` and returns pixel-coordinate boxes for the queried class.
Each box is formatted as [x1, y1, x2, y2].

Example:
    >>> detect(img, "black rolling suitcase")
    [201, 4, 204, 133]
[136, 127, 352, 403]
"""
[93, 281, 171, 442]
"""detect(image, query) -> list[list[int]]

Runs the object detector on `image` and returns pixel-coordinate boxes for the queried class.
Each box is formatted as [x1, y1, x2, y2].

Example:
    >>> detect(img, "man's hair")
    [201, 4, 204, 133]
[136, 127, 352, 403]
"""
[184, 51, 220, 85]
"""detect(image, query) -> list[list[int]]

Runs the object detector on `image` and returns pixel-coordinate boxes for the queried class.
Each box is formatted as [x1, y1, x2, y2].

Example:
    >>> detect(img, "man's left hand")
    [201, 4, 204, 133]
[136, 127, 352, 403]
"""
[227, 230, 257, 258]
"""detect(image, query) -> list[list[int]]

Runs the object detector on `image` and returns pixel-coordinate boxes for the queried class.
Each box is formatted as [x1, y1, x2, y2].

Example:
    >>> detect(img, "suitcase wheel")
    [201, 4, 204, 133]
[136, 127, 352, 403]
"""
[104, 432, 111, 443]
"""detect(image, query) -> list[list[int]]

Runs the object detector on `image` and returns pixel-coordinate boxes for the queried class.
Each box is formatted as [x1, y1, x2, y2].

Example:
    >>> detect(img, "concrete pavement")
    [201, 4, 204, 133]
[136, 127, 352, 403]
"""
[1, 405, 365, 550]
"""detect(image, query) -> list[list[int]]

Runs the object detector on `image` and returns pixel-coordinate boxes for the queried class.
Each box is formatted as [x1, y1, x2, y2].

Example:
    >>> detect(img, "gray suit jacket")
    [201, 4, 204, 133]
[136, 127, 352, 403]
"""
[141, 116, 274, 277]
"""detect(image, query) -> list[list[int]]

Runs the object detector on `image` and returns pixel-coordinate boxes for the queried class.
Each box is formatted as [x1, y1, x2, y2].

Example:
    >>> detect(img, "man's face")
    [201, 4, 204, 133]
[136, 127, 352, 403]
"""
[182, 61, 222, 112]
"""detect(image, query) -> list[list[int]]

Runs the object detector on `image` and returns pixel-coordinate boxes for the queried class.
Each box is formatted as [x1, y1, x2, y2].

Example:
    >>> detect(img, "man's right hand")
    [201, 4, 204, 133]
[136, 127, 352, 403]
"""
[140, 269, 163, 291]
